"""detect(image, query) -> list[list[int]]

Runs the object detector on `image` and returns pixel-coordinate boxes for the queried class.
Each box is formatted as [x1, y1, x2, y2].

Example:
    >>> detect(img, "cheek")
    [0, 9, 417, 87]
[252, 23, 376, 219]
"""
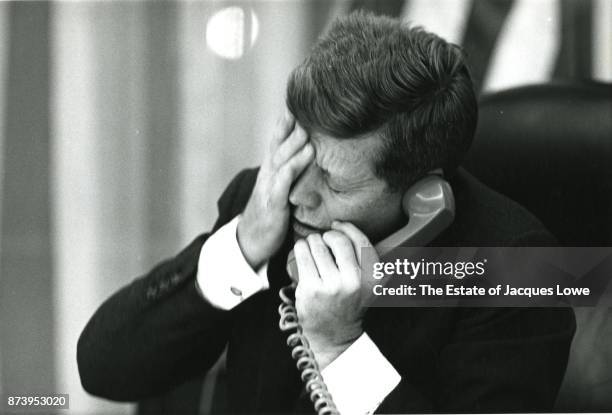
[328, 201, 370, 223]
[314, 193, 351, 226]
[322, 193, 402, 233]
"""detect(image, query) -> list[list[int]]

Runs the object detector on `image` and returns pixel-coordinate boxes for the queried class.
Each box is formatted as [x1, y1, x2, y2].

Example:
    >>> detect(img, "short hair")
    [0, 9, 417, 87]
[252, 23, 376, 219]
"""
[286, 10, 478, 190]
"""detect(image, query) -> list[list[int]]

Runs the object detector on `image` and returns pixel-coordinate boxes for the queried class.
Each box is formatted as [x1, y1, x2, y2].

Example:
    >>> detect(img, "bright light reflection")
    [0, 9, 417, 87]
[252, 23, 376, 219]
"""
[206, 7, 259, 60]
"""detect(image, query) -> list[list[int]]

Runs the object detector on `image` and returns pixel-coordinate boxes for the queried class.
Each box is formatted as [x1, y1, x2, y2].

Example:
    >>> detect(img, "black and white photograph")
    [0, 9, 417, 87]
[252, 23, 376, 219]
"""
[0, 0, 611, 414]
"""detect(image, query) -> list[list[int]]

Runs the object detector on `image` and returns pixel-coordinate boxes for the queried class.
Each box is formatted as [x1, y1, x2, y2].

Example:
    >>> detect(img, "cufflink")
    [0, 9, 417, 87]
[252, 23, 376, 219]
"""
[230, 286, 243, 298]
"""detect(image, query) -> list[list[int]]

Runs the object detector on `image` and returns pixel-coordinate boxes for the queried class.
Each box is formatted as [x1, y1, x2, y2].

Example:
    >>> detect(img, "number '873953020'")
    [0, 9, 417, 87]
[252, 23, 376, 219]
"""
[5, 394, 69, 409]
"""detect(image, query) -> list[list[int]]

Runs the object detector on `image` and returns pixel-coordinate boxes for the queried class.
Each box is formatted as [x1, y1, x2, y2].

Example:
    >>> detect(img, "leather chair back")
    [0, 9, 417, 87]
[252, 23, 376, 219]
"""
[464, 81, 612, 245]
[464, 81, 612, 411]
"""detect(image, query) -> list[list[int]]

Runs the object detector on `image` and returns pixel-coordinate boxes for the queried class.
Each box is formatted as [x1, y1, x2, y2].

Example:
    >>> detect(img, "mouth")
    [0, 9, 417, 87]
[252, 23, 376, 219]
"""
[291, 217, 324, 239]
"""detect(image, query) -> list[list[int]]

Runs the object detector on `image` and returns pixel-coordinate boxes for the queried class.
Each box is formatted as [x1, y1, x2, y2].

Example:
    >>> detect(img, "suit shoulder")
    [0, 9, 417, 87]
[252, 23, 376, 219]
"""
[441, 169, 555, 246]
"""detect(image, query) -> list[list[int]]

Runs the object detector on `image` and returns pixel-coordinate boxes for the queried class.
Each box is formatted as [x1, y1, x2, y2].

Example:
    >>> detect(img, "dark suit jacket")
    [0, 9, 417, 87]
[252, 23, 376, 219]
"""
[77, 167, 576, 413]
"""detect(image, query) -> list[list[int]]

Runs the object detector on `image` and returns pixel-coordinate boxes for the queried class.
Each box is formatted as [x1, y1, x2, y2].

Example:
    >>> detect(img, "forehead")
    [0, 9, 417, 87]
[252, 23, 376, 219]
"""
[310, 131, 382, 178]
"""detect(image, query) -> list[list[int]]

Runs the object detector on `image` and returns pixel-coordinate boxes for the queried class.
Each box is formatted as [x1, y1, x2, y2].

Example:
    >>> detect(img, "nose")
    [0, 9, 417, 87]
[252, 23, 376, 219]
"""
[288, 164, 322, 209]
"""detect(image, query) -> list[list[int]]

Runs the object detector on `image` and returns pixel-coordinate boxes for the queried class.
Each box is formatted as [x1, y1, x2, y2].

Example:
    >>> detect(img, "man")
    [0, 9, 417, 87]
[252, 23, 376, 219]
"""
[77, 11, 575, 414]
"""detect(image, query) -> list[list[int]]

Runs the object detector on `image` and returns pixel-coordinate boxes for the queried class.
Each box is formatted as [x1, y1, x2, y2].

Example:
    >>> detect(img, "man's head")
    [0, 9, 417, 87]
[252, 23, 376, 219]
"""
[285, 11, 477, 242]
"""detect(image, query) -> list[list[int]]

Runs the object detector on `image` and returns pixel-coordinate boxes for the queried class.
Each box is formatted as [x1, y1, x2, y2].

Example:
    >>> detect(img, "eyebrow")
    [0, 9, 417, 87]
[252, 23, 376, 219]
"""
[313, 158, 338, 180]
[319, 164, 353, 188]
[318, 163, 332, 177]
[309, 137, 357, 186]
[315, 161, 336, 181]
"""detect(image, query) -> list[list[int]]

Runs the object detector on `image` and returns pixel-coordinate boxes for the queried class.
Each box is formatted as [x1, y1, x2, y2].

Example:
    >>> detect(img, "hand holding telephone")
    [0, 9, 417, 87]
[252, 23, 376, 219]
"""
[285, 173, 455, 280]
[278, 173, 455, 415]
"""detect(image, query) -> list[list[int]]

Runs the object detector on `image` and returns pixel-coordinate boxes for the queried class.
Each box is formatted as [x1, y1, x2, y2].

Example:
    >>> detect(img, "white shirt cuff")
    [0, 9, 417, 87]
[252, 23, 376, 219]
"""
[321, 333, 401, 415]
[196, 215, 269, 310]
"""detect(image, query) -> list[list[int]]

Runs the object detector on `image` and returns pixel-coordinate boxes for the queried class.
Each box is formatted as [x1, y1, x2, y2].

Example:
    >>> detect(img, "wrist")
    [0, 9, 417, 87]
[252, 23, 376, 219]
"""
[307, 328, 363, 370]
[314, 347, 345, 370]
[236, 218, 265, 269]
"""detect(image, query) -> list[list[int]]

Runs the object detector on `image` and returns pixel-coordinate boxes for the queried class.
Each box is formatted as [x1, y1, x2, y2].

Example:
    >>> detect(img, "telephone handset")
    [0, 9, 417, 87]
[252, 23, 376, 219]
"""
[278, 174, 455, 415]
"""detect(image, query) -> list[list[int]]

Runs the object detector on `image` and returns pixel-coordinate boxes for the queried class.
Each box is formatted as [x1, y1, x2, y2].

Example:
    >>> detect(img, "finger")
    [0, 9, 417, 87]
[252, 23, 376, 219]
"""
[330, 221, 373, 264]
[321, 230, 360, 287]
[272, 142, 314, 202]
[306, 234, 338, 283]
[271, 123, 309, 169]
[293, 239, 320, 288]
[269, 108, 295, 152]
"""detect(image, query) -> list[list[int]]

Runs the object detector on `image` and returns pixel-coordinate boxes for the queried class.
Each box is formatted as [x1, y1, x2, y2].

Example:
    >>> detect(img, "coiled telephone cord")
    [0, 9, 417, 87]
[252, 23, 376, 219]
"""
[278, 283, 341, 415]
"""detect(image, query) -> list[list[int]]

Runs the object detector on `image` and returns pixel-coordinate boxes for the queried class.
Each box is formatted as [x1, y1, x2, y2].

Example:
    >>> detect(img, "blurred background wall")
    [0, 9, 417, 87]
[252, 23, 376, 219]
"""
[0, 0, 610, 414]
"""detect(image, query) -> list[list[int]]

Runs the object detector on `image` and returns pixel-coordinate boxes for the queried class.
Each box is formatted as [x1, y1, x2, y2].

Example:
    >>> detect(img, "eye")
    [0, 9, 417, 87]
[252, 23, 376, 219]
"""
[327, 183, 343, 194]
[319, 166, 347, 194]
[325, 177, 345, 194]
